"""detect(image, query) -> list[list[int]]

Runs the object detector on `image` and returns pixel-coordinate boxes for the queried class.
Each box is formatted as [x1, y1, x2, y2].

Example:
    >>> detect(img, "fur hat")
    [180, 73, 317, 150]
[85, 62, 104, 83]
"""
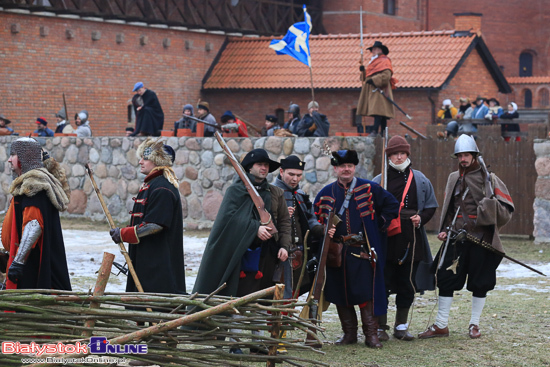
[331, 150, 359, 166]
[36, 117, 48, 126]
[137, 138, 175, 167]
[386, 136, 410, 156]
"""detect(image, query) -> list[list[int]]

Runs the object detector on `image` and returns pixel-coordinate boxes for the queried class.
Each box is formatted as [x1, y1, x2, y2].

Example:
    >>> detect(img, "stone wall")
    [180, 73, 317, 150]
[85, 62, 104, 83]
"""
[0, 135, 377, 228]
[534, 139, 550, 243]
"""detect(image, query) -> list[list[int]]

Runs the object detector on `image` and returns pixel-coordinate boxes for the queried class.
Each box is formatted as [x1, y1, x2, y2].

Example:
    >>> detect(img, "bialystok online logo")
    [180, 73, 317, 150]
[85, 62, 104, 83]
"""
[1, 337, 148, 357]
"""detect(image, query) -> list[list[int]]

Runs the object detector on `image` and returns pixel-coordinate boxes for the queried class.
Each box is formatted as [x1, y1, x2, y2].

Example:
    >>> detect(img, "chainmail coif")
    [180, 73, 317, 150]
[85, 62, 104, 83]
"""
[10, 137, 43, 174]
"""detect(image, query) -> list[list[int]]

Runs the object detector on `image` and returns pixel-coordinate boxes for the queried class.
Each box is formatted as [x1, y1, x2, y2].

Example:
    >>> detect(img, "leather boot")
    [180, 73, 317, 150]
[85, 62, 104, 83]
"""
[360, 302, 382, 348]
[376, 313, 390, 342]
[335, 306, 358, 345]
[393, 308, 414, 341]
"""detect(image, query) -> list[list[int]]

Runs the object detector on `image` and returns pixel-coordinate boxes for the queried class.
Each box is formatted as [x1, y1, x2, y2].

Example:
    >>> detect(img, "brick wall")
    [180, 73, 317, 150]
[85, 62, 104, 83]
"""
[322, 0, 423, 35]
[0, 11, 226, 136]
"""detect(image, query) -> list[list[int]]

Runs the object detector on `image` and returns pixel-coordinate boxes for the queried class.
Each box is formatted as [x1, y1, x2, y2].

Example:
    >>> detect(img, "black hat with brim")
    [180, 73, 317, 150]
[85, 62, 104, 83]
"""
[265, 115, 278, 123]
[367, 41, 389, 55]
[241, 149, 280, 172]
[280, 155, 305, 170]
[0, 114, 11, 124]
[331, 150, 359, 166]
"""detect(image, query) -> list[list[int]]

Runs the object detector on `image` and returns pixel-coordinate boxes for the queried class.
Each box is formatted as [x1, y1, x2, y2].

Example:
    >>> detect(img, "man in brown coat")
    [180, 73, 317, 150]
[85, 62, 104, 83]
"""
[357, 41, 396, 134]
[418, 135, 514, 340]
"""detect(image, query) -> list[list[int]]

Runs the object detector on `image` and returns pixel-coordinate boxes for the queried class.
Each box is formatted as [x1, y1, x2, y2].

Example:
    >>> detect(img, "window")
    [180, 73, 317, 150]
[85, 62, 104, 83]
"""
[539, 89, 549, 107]
[519, 52, 533, 77]
[275, 108, 285, 126]
[524, 89, 532, 108]
[384, 0, 396, 15]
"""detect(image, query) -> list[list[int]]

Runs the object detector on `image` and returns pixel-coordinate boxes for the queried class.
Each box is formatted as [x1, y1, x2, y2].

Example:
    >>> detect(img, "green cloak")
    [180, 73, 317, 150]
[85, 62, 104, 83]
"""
[193, 176, 272, 297]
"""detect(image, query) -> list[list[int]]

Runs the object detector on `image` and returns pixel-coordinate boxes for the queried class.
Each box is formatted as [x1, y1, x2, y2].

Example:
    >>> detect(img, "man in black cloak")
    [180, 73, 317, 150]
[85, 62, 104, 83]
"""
[131, 82, 164, 136]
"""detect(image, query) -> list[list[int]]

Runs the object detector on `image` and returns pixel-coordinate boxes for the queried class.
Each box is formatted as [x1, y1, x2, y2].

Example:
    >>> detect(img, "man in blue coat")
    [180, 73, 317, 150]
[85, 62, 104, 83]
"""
[314, 150, 399, 348]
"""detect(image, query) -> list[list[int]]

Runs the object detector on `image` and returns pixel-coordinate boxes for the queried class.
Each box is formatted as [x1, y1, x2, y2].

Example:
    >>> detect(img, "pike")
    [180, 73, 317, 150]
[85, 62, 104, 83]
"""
[359, 6, 367, 134]
[381, 127, 388, 189]
[373, 88, 412, 120]
[214, 131, 277, 234]
[62, 93, 69, 126]
[399, 121, 427, 140]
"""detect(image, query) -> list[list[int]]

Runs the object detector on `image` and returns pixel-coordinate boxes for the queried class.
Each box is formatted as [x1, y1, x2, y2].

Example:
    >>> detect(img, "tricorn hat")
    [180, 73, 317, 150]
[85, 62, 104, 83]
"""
[241, 149, 280, 172]
[331, 150, 359, 166]
[280, 155, 305, 170]
[367, 40, 389, 55]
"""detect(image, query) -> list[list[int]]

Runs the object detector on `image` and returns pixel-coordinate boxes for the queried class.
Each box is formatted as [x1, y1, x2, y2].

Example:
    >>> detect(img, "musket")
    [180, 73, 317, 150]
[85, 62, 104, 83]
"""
[234, 114, 263, 136]
[373, 88, 412, 120]
[84, 164, 149, 302]
[308, 211, 340, 321]
[292, 229, 309, 299]
[438, 187, 469, 270]
[453, 229, 546, 276]
[184, 115, 222, 130]
[399, 121, 427, 140]
[214, 131, 277, 235]
[477, 155, 494, 199]
[62, 93, 70, 125]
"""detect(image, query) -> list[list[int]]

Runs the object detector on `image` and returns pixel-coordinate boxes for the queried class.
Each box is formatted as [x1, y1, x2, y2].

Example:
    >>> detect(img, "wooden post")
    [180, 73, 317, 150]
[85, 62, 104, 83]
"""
[267, 284, 285, 367]
[82, 252, 115, 337]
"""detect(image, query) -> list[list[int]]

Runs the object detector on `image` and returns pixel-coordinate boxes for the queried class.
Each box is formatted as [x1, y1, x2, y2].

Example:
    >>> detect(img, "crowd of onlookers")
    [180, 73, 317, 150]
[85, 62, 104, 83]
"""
[0, 108, 92, 138]
[437, 96, 520, 141]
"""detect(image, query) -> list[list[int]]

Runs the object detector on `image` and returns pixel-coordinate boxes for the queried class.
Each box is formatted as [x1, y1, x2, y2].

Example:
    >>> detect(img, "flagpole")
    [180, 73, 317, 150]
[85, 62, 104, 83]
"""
[309, 65, 315, 102]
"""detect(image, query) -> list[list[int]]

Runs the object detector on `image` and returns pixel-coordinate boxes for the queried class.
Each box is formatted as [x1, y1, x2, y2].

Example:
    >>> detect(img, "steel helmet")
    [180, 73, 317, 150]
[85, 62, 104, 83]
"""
[286, 104, 300, 118]
[453, 134, 479, 157]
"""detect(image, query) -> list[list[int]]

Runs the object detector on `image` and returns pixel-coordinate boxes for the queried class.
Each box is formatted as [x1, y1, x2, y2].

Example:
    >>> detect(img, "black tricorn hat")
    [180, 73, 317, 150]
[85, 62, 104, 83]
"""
[241, 149, 280, 172]
[280, 155, 305, 170]
[367, 40, 389, 55]
[331, 150, 359, 166]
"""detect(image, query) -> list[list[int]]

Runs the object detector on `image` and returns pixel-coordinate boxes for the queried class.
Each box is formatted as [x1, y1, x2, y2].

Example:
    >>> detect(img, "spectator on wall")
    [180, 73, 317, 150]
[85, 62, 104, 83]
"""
[284, 103, 301, 134]
[74, 110, 92, 137]
[220, 110, 249, 137]
[54, 108, 74, 134]
[196, 101, 217, 137]
[485, 98, 504, 121]
[125, 127, 135, 137]
[261, 115, 281, 136]
[500, 102, 520, 141]
[174, 104, 196, 134]
[296, 101, 330, 137]
[455, 97, 474, 119]
[472, 96, 489, 119]
[437, 99, 458, 119]
[34, 117, 54, 137]
[131, 82, 164, 136]
[0, 114, 16, 135]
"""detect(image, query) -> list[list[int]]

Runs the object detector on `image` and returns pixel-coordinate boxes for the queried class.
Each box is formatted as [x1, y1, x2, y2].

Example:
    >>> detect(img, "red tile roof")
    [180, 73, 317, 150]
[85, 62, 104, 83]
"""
[507, 76, 550, 84]
[203, 30, 476, 90]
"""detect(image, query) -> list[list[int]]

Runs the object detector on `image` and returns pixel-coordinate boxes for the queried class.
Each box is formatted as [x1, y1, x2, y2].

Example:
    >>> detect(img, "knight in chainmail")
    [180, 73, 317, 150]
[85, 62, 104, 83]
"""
[1, 137, 71, 290]
[418, 135, 514, 340]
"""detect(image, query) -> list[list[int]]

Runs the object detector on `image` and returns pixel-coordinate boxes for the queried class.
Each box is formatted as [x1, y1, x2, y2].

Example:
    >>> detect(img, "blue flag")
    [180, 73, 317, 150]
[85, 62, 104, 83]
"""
[269, 5, 312, 67]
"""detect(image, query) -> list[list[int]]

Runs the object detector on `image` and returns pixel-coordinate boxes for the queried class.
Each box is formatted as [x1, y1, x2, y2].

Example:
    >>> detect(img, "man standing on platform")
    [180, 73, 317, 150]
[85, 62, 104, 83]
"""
[131, 82, 164, 136]
[419, 135, 514, 340]
[356, 41, 396, 134]
[2, 138, 71, 291]
[314, 150, 399, 348]
[373, 136, 438, 341]
[110, 138, 185, 295]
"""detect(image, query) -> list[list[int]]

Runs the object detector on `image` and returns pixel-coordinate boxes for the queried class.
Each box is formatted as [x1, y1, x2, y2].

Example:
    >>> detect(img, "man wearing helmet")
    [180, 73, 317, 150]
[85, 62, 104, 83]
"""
[2, 138, 71, 290]
[284, 104, 301, 135]
[419, 135, 514, 340]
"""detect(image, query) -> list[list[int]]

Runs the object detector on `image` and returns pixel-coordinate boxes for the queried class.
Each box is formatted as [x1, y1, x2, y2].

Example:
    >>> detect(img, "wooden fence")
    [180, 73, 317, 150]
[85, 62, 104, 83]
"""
[373, 131, 538, 236]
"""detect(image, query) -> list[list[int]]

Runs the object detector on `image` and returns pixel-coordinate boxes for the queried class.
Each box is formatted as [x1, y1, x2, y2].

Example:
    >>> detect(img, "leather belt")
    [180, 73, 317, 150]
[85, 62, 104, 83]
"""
[457, 215, 477, 219]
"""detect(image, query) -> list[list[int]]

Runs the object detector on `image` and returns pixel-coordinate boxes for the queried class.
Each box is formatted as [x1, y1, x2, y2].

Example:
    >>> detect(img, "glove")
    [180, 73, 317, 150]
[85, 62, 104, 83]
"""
[7, 261, 24, 284]
[366, 79, 375, 86]
[110, 228, 122, 244]
[359, 65, 365, 72]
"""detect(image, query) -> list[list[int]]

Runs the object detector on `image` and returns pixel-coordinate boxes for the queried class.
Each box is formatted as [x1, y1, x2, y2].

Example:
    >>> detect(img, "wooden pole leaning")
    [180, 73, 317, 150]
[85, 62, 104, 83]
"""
[85, 164, 146, 295]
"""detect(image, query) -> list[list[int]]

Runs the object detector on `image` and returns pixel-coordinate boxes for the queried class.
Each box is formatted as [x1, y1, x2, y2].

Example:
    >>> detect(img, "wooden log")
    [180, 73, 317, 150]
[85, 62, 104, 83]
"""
[82, 252, 115, 337]
[267, 284, 285, 367]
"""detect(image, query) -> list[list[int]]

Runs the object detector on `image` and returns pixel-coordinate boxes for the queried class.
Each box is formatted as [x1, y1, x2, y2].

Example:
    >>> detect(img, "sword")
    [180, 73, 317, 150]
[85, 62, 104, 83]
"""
[373, 88, 412, 120]
[438, 187, 469, 270]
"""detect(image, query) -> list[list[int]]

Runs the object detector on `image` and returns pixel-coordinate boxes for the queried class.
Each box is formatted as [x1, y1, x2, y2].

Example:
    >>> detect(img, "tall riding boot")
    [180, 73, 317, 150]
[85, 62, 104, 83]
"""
[376, 313, 390, 341]
[335, 306, 358, 345]
[360, 302, 382, 348]
[393, 308, 414, 341]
